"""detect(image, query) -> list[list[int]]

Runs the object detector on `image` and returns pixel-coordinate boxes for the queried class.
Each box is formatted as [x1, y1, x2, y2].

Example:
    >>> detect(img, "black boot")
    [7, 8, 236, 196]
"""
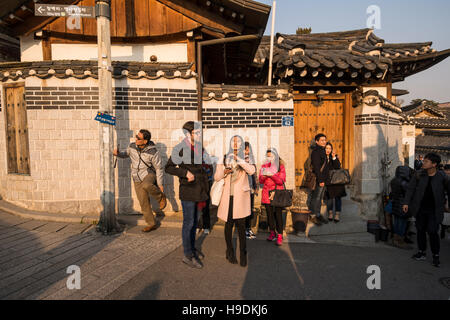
[226, 248, 237, 264]
[240, 250, 247, 267]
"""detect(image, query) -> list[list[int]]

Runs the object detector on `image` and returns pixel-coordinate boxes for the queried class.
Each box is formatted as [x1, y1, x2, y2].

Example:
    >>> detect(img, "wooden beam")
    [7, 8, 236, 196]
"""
[42, 38, 52, 61]
[156, 0, 243, 35]
[187, 36, 196, 70]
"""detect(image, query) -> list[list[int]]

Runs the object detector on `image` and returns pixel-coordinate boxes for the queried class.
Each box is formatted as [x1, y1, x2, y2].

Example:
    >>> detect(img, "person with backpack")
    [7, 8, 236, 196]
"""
[403, 153, 450, 267]
[389, 165, 414, 249]
[324, 142, 346, 222]
[113, 129, 166, 232]
[215, 135, 255, 267]
[259, 148, 287, 246]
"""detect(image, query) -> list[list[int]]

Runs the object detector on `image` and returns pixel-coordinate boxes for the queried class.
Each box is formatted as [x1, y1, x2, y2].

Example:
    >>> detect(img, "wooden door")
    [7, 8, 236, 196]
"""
[4, 85, 30, 174]
[294, 95, 346, 187]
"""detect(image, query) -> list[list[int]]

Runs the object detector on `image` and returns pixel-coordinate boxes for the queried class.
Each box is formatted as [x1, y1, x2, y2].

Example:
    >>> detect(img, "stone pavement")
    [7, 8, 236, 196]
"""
[0, 210, 181, 300]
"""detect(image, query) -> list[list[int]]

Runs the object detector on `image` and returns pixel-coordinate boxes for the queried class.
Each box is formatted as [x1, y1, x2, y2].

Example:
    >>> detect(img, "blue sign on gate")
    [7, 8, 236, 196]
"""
[94, 112, 116, 126]
[282, 116, 294, 127]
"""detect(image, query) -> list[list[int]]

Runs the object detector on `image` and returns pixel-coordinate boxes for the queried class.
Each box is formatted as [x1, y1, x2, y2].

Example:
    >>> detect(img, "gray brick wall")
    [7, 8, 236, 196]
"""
[355, 113, 402, 126]
[203, 108, 293, 128]
[25, 87, 198, 111]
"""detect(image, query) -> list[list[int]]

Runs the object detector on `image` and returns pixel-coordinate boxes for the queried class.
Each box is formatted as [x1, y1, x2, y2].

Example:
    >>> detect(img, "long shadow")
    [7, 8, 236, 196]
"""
[0, 207, 118, 300]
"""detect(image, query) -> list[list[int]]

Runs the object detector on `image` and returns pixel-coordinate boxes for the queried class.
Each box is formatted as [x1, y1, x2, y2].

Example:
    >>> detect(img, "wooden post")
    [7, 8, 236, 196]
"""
[95, 0, 120, 234]
[268, 0, 276, 86]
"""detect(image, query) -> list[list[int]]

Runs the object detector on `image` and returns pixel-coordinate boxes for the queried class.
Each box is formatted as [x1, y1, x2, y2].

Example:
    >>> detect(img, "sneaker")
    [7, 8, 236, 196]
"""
[193, 249, 205, 260]
[182, 256, 203, 269]
[432, 255, 440, 268]
[276, 234, 283, 246]
[203, 228, 210, 235]
[267, 231, 276, 241]
[412, 251, 426, 261]
[246, 229, 256, 240]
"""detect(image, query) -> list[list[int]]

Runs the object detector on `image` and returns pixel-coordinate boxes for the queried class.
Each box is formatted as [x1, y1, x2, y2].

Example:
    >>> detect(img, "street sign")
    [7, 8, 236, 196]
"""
[94, 112, 116, 126]
[282, 116, 294, 127]
[35, 4, 95, 18]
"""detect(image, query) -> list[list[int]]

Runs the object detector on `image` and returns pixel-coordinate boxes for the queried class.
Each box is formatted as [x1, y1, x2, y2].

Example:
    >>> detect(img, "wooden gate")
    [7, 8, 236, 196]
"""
[4, 84, 30, 174]
[294, 93, 354, 187]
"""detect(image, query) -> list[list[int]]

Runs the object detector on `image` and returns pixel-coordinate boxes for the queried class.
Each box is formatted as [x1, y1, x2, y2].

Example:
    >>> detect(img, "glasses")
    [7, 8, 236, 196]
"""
[135, 135, 143, 141]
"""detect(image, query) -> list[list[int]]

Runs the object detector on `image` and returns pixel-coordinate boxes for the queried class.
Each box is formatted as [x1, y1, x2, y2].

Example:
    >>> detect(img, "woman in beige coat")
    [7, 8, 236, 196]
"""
[214, 135, 256, 267]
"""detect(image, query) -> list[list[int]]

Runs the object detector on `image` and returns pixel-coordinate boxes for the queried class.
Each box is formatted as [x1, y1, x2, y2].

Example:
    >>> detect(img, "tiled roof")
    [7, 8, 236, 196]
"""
[416, 130, 450, 154]
[0, 60, 196, 81]
[203, 84, 292, 101]
[402, 101, 450, 128]
[254, 28, 450, 82]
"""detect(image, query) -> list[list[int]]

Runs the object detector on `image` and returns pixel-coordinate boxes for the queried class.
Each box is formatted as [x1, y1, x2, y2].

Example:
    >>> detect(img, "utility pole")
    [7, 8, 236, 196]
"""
[268, 0, 276, 86]
[95, 0, 119, 234]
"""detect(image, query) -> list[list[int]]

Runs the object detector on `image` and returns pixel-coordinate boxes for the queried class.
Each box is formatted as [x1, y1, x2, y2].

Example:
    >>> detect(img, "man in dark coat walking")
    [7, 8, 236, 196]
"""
[165, 121, 210, 269]
[403, 153, 450, 267]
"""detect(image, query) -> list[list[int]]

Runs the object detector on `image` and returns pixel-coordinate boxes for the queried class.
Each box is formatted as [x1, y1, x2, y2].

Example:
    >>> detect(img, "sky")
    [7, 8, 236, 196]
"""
[255, 0, 450, 105]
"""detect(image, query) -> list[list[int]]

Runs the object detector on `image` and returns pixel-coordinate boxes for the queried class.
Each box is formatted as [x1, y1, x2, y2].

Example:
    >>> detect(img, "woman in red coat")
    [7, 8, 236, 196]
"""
[259, 148, 286, 246]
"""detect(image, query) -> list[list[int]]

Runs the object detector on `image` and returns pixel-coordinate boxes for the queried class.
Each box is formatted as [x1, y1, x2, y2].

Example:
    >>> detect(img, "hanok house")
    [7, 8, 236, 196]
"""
[0, 0, 270, 215]
[402, 101, 450, 164]
[202, 28, 450, 221]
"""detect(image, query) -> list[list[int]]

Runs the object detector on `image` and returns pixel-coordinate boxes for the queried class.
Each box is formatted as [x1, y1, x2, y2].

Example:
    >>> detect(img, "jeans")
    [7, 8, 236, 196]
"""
[393, 215, 408, 237]
[225, 197, 246, 255]
[326, 197, 342, 212]
[181, 201, 199, 258]
[310, 185, 326, 217]
[415, 208, 440, 255]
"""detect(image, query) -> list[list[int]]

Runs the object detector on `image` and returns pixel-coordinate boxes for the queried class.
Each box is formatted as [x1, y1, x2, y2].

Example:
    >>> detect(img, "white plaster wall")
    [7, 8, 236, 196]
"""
[28, 42, 188, 63]
[20, 35, 43, 62]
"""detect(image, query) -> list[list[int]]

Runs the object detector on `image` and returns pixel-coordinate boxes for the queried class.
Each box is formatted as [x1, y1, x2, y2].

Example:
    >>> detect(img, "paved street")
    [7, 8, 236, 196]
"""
[1, 209, 449, 300]
[107, 229, 450, 300]
[0, 210, 181, 300]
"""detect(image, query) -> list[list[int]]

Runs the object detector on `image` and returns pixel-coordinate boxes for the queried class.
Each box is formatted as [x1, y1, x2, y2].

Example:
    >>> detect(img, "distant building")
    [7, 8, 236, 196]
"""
[403, 101, 450, 164]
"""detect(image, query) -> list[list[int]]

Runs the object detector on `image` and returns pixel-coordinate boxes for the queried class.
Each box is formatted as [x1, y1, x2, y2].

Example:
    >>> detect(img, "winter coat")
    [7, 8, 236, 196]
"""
[311, 145, 329, 184]
[403, 169, 450, 223]
[214, 157, 255, 222]
[165, 138, 210, 202]
[259, 160, 286, 205]
[389, 166, 413, 217]
[325, 155, 347, 199]
[117, 141, 164, 186]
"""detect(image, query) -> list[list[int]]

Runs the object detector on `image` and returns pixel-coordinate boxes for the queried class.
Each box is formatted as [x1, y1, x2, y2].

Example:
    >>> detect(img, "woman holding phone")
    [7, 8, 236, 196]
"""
[214, 135, 256, 267]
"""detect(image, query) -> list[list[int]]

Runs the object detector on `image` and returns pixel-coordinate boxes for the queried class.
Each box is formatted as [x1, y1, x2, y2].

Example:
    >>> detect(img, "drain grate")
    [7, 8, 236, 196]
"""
[439, 277, 450, 289]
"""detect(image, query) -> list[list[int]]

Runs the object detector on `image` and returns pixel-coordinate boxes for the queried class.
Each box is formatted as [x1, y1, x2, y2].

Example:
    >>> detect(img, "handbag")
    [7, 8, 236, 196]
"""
[210, 179, 224, 206]
[271, 183, 293, 208]
[328, 169, 350, 185]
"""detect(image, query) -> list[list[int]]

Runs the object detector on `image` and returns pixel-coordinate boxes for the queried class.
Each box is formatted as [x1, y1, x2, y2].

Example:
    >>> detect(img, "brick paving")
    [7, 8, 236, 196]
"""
[0, 210, 181, 300]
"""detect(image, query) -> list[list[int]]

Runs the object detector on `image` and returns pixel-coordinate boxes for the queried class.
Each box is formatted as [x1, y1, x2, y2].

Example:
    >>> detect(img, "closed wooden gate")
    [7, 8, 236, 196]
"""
[294, 93, 354, 187]
[4, 84, 30, 174]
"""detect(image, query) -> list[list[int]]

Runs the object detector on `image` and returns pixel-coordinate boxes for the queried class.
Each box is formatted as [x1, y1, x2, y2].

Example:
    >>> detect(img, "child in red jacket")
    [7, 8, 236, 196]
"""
[259, 148, 286, 246]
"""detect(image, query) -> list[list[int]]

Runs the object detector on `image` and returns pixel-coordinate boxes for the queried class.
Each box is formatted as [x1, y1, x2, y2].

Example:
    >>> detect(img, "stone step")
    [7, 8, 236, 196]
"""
[306, 218, 366, 236]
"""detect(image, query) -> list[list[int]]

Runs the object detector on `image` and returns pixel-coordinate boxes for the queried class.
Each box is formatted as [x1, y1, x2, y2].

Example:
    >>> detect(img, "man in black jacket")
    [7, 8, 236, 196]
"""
[310, 133, 329, 225]
[403, 153, 450, 267]
[165, 121, 210, 269]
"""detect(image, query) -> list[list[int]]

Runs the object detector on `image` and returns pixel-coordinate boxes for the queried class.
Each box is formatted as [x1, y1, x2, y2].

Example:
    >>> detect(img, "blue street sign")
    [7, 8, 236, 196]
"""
[95, 112, 116, 126]
[282, 116, 294, 127]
